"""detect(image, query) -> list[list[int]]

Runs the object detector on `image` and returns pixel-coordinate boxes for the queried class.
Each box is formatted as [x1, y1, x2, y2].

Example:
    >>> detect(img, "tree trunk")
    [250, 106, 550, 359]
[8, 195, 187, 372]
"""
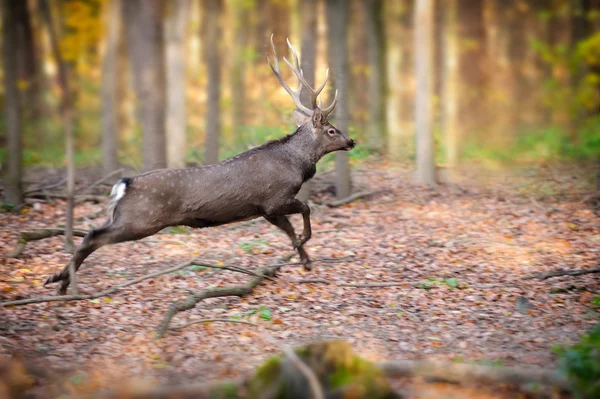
[102, 0, 122, 175]
[40, 0, 77, 274]
[165, 0, 191, 168]
[296, 0, 318, 203]
[442, 0, 459, 168]
[571, 0, 592, 133]
[123, 0, 167, 171]
[386, 0, 414, 161]
[2, 0, 24, 206]
[364, 0, 387, 153]
[414, 0, 436, 186]
[203, 0, 222, 165]
[326, 0, 352, 199]
[458, 0, 487, 140]
[13, 0, 40, 131]
[231, 0, 249, 132]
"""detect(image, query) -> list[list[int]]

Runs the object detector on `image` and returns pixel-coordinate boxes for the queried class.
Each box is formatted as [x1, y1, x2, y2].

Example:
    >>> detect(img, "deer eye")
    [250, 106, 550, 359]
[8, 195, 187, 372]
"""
[327, 128, 336, 136]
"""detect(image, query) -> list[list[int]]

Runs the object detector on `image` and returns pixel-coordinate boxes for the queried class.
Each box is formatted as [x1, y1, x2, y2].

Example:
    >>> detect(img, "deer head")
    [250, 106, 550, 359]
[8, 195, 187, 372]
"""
[267, 35, 355, 155]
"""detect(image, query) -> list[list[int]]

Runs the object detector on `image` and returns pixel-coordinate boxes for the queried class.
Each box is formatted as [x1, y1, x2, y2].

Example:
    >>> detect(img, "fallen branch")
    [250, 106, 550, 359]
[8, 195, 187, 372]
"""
[325, 190, 391, 208]
[155, 264, 279, 338]
[6, 229, 88, 258]
[524, 266, 600, 280]
[169, 318, 258, 331]
[1, 257, 200, 307]
[79, 168, 124, 195]
[379, 359, 569, 390]
[25, 192, 106, 203]
[23, 177, 66, 195]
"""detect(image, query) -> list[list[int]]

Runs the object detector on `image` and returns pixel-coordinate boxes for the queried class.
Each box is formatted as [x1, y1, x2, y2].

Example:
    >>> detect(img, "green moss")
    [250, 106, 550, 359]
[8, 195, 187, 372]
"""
[209, 382, 240, 399]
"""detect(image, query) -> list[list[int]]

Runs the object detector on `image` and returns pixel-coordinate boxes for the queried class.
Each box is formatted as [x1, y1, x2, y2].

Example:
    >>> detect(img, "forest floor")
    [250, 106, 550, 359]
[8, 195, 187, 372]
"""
[1, 162, 599, 398]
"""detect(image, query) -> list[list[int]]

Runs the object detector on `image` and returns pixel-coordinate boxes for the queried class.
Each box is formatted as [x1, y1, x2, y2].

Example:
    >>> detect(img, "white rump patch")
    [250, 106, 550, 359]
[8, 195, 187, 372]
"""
[110, 181, 127, 201]
[107, 180, 128, 224]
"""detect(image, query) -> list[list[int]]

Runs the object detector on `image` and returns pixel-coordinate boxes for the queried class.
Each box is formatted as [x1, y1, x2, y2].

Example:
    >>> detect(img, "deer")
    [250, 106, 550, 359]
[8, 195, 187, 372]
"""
[44, 35, 355, 294]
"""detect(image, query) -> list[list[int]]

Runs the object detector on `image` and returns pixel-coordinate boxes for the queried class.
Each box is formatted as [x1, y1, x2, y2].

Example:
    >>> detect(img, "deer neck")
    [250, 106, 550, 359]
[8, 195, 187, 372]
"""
[282, 126, 323, 168]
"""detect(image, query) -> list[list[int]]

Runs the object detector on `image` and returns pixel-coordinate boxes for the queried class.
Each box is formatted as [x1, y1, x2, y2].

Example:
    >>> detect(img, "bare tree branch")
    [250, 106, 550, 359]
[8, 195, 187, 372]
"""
[169, 318, 258, 331]
[6, 229, 88, 258]
[379, 359, 569, 390]
[524, 266, 600, 280]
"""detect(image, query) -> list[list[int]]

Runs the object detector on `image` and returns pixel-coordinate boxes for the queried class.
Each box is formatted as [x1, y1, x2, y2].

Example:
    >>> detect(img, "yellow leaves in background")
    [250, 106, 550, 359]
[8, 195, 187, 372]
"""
[59, 0, 103, 65]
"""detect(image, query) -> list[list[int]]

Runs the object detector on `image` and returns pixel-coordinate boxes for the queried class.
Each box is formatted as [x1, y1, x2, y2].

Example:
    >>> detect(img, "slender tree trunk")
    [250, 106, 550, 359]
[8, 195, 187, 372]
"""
[296, 0, 318, 202]
[349, 0, 368, 133]
[203, 0, 222, 165]
[326, 0, 352, 198]
[2, 1, 24, 206]
[458, 0, 487, 140]
[13, 0, 40, 132]
[231, 0, 249, 132]
[165, 0, 191, 168]
[414, 0, 436, 186]
[102, 0, 122, 175]
[123, 0, 167, 171]
[571, 0, 592, 133]
[442, 0, 459, 168]
[39, 0, 77, 290]
[385, 0, 402, 161]
[364, 0, 387, 152]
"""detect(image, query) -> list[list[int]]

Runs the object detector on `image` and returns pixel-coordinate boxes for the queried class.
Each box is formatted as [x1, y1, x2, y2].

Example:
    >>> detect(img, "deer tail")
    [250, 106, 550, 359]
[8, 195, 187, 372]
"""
[107, 177, 132, 224]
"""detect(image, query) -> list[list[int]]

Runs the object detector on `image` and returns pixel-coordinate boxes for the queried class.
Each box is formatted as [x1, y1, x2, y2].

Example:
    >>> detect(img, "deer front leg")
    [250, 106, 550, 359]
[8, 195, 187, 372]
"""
[267, 199, 311, 246]
[264, 215, 312, 270]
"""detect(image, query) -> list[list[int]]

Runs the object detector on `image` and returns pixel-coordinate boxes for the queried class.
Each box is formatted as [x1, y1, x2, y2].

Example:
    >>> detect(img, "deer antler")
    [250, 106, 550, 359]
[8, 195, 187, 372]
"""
[267, 34, 337, 117]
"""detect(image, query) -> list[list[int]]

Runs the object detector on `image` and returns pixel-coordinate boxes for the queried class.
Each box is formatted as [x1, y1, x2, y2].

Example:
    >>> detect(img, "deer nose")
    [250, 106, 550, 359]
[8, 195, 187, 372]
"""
[347, 139, 356, 149]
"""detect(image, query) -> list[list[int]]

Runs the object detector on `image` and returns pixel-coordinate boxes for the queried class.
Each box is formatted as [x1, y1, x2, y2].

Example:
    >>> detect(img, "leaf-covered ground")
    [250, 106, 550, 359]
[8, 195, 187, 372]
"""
[1, 164, 598, 397]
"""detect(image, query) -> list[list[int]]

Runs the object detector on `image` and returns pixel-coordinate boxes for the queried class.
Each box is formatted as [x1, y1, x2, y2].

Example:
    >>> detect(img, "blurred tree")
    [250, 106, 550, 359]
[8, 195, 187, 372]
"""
[571, 0, 593, 131]
[122, 0, 167, 171]
[102, 0, 122, 175]
[326, 0, 352, 198]
[13, 1, 41, 131]
[385, 0, 404, 161]
[349, 0, 368, 133]
[296, 0, 318, 203]
[231, 0, 250, 131]
[442, 0, 459, 168]
[2, 0, 24, 205]
[364, 0, 387, 153]
[165, 0, 191, 168]
[203, 0, 222, 165]
[414, 0, 436, 185]
[458, 0, 487, 140]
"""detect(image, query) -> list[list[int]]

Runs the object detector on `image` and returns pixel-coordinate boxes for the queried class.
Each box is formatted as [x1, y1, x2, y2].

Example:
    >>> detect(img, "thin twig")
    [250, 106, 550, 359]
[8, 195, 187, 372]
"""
[79, 168, 124, 195]
[23, 177, 66, 195]
[169, 318, 258, 330]
[1, 257, 200, 307]
[524, 266, 600, 280]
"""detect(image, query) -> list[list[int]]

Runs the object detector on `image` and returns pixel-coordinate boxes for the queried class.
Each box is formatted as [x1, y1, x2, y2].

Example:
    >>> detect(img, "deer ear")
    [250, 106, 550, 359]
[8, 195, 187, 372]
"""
[293, 109, 311, 127]
[312, 108, 325, 128]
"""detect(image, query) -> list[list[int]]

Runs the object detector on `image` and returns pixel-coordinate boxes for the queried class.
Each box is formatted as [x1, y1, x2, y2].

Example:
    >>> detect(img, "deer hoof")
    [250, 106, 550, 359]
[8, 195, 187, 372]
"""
[303, 261, 313, 271]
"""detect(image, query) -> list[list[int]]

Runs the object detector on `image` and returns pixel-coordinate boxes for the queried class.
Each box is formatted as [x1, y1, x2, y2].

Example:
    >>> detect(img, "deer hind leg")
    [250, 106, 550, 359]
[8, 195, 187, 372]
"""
[44, 220, 161, 294]
[264, 215, 312, 271]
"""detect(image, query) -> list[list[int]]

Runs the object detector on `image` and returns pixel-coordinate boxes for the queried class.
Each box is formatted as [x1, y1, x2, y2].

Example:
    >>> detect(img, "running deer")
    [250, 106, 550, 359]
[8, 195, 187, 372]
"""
[45, 35, 355, 294]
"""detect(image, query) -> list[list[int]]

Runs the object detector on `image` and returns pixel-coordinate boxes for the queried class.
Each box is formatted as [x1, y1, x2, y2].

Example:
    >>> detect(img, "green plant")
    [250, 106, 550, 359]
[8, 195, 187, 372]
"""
[231, 305, 272, 321]
[417, 277, 463, 290]
[553, 323, 600, 398]
[238, 238, 269, 254]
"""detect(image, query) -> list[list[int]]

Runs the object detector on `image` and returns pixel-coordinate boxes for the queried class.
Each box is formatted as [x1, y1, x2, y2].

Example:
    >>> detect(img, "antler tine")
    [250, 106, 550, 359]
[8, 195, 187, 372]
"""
[267, 34, 312, 115]
[322, 89, 338, 117]
[283, 38, 331, 109]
